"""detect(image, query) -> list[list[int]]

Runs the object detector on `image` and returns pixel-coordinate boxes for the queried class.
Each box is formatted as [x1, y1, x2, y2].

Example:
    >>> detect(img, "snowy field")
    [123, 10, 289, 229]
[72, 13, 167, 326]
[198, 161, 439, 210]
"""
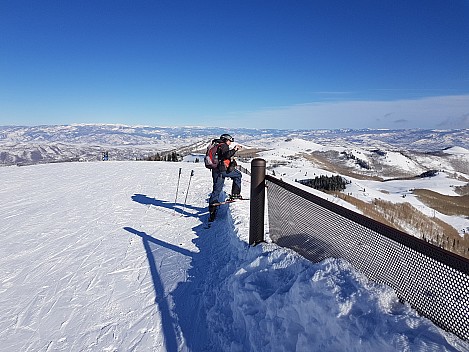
[256, 139, 469, 235]
[0, 161, 468, 351]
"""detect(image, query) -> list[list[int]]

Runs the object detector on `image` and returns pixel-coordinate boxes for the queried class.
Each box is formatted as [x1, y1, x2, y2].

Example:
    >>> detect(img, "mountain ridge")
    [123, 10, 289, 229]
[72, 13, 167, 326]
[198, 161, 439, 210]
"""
[1, 124, 468, 166]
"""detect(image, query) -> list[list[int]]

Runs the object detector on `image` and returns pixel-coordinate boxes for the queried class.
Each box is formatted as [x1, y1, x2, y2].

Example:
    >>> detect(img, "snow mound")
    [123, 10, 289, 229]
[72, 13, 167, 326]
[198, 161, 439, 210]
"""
[443, 146, 469, 155]
[381, 151, 422, 172]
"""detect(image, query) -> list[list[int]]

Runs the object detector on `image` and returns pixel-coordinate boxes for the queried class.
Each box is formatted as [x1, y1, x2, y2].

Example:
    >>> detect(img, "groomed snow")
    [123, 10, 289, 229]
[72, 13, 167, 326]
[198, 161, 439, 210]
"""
[0, 161, 467, 351]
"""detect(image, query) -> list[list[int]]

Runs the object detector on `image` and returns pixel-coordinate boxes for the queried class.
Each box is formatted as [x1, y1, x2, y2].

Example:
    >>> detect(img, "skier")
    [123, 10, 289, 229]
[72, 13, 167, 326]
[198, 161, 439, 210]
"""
[208, 134, 242, 222]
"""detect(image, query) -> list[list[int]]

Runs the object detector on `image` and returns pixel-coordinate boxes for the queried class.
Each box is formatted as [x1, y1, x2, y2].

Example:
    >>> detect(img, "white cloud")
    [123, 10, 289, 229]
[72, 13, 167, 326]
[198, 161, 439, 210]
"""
[229, 95, 469, 130]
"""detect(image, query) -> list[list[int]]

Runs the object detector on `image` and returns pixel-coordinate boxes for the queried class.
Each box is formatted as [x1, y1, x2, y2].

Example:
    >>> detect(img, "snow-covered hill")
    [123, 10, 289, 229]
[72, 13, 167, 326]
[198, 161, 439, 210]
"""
[257, 138, 469, 237]
[1, 124, 468, 166]
[1, 161, 467, 351]
[2, 124, 468, 241]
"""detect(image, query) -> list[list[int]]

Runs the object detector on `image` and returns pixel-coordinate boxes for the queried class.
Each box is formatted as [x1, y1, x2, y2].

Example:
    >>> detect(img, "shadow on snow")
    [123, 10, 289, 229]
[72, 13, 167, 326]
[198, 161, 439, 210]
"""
[123, 226, 182, 352]
[131, 193, 206, 217]
[126, 192, 245, 351]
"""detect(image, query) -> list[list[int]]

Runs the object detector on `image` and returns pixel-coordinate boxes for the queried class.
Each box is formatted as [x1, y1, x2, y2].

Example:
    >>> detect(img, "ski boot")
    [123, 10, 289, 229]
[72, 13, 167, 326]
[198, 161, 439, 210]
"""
[208, 204, 217, 222]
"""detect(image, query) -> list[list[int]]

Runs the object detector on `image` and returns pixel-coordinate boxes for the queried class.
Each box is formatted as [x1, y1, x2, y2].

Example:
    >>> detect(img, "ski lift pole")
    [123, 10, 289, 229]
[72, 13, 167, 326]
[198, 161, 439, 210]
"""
[173, 168, 182, 214]
[181, 170, 194, 216]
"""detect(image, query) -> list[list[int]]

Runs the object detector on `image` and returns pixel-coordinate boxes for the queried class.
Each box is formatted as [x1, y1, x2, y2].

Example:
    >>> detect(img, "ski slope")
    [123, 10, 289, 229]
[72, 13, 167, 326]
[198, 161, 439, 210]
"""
[257, 138, 469, 235]
[0, 161, 467, 351]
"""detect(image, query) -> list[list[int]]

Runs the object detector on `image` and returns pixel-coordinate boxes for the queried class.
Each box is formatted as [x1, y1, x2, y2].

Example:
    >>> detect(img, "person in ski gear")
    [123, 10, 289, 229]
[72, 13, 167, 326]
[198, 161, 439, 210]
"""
[208, 134, 242, 222]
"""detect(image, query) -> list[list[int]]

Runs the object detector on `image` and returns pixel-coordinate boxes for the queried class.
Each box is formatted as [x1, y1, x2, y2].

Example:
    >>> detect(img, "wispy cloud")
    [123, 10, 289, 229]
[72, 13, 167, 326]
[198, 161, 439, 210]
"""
[437, 113, 469, 129]
[313, 91, 354, 95]
[228, 95, 469, 130]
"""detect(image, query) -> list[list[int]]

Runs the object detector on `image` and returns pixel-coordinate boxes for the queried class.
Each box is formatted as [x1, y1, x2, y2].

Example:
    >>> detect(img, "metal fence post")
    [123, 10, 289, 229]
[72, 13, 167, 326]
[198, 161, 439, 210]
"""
[249, 158, 266, 245]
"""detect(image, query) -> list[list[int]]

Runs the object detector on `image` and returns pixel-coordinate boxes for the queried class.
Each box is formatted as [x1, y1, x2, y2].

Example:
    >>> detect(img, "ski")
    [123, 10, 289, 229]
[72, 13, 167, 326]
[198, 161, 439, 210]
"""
[211, 198, 249, 207]
[204, 196, 249, 227]
[211, 199, 236, 207]
[227, 194, 250, 200]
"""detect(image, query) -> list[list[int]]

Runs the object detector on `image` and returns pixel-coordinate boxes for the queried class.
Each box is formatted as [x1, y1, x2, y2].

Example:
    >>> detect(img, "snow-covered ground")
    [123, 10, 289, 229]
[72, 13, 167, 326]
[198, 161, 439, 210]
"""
[1, 161, 467, 351]
[257, 139, 469, 235]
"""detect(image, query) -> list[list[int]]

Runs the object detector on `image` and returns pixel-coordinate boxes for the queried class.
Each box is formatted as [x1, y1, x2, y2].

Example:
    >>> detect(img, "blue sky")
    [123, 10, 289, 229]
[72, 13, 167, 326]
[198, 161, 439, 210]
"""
[1, 0, 469, 130]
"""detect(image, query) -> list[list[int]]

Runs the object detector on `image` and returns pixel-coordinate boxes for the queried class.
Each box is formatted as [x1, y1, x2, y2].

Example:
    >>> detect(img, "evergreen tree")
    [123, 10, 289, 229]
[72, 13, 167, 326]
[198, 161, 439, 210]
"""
[297, 174, 348, 192]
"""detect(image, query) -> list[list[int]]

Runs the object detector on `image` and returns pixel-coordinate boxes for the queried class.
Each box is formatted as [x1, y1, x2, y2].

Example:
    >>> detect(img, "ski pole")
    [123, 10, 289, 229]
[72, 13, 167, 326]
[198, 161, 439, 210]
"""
[181, 170, 194, 216]
[173, 168, 182, 214]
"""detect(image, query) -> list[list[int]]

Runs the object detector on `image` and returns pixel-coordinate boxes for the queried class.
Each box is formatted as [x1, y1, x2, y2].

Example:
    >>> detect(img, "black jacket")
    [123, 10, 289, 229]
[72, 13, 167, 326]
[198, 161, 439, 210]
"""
[217, 142, 237, 172]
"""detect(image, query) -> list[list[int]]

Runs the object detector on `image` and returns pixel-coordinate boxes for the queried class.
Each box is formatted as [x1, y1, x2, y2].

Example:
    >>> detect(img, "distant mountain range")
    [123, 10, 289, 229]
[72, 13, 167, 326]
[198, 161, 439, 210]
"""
[1, 124, 468, 166]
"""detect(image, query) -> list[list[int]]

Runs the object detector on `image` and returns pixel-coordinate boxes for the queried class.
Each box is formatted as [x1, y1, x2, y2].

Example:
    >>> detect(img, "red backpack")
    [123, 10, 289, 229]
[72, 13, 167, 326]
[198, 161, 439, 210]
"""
[204, 140, 221, 169]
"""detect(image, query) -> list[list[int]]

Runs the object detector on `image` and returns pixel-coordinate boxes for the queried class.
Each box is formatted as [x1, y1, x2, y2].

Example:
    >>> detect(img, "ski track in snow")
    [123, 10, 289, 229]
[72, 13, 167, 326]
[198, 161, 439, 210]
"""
[0, 161, 467, 351]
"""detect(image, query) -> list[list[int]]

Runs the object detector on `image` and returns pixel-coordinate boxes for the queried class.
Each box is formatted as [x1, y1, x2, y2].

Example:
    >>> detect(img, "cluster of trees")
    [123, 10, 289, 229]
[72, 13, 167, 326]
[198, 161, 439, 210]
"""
[335, 193, 469, 259]
[419, 170, 439, 178]
[145, 151, 180, 162]
[340, 151, 371, 170]
[297, 175, 349, 192]
[371, 149, 386, 156]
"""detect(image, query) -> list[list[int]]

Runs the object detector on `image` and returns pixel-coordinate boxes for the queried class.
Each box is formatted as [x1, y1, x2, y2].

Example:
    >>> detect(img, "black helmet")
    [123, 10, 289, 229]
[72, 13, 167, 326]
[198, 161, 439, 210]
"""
[220, 133, 234, 142]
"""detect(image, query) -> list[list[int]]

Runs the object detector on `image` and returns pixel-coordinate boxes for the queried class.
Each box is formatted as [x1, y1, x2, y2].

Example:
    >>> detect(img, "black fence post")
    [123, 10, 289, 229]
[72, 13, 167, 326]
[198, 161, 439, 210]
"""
[249, 158, 266, 245]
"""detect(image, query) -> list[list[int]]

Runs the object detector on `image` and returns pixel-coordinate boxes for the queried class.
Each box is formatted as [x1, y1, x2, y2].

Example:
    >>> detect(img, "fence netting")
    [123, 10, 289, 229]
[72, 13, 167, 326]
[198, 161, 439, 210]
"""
[265, 175, 469, 341]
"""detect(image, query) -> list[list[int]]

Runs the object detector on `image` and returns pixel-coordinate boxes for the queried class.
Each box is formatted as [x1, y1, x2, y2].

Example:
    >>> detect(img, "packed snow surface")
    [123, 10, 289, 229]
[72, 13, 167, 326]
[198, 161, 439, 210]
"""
[0, 161, 467, 351]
